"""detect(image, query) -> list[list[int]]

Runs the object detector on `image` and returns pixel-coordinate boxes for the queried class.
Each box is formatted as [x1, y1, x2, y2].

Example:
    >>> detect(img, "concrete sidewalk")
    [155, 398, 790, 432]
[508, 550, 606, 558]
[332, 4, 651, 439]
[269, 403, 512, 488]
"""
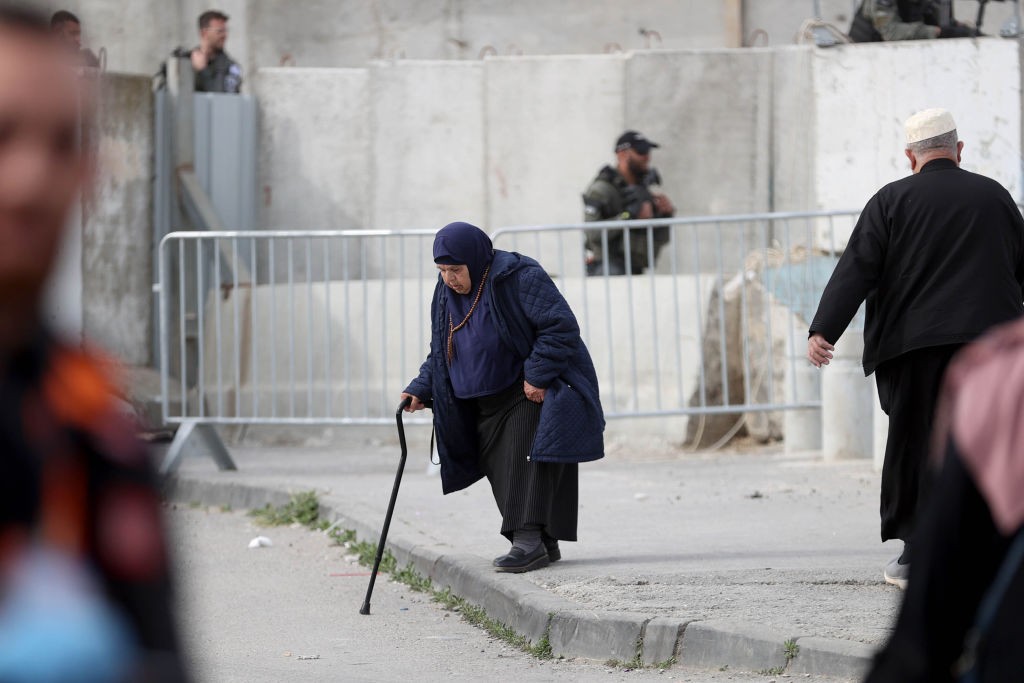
[163, 435, 902, 681]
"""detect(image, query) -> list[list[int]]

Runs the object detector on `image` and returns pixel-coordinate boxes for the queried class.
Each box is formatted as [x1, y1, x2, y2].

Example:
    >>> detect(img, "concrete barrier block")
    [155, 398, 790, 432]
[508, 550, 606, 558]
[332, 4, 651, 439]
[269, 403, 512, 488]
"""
[789, 636, 875, 680]
[822, 330, 873, 461]
[679, 619, 798, 672]
[548, 610, 650, 662]
[641, 616, 686, 666]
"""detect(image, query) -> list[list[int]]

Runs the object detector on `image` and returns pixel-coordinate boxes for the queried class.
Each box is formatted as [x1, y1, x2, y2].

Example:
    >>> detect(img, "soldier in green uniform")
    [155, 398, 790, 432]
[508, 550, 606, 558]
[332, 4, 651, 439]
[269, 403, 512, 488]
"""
[849, 0, 979, 42]
[582, 130, 675, 276]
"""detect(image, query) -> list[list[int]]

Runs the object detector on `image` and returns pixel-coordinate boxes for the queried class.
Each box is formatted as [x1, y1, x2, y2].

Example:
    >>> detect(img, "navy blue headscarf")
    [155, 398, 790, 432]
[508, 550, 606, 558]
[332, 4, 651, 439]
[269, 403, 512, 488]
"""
[433, 221, 494, 323]
[433, 222, 493, 286]
[431, 222, 519, 398]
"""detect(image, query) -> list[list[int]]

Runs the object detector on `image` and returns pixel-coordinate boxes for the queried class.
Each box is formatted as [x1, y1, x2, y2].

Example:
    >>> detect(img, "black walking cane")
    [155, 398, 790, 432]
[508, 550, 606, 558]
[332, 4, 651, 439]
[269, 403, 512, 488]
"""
[360, 396, 413, 615]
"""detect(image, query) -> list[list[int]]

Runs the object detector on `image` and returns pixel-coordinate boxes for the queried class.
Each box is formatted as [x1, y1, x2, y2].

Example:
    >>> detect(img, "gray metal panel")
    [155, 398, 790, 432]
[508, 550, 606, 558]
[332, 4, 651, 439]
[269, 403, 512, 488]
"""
[194, 93, 258, 232]
[152, 89, 174, 364]
[193, 94, 212, 193]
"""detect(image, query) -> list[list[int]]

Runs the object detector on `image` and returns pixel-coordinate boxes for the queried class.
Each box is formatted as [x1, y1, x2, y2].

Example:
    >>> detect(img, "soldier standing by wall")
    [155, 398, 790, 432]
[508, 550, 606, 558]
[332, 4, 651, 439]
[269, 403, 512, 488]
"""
[190, 9, 242, 93]
[849, 0, 980, 41]
[582, 130, 675, 276]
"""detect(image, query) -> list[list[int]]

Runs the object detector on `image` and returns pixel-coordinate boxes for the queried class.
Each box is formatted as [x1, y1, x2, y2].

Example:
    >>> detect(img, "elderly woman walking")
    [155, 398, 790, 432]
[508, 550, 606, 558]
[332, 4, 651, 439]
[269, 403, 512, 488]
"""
[402, 221, 604, 573]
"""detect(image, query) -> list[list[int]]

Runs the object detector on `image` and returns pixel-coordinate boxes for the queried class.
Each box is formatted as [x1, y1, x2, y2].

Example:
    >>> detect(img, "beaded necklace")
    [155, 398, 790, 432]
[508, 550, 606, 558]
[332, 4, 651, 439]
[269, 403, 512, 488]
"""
[446, 264, 490, 364]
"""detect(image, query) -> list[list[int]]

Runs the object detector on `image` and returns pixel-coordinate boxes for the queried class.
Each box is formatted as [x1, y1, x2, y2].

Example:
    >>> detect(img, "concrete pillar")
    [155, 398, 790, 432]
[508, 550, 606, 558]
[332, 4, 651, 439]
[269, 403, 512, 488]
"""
[784, 334, 822, 454]
[873, 375, 888, 472]
[821, 329, 873, 461]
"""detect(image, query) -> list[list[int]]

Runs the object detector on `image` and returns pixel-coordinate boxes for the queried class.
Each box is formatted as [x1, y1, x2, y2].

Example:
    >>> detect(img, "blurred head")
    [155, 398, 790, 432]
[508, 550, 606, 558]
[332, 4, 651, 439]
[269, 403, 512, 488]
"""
[198, 10, 228, 52]
[0, 6, 92, 308]
[433, 222, 493, 295]
[49, 10, 80, 49]
[904, 108, 962, 173]
[615, 130, 658, 181]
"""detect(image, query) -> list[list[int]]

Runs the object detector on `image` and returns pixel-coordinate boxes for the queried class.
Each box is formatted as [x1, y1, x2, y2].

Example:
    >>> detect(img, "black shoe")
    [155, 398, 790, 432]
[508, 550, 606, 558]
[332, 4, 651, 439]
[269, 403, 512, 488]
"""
[494, 544, 550, 573]
[543, 538, 561, 562]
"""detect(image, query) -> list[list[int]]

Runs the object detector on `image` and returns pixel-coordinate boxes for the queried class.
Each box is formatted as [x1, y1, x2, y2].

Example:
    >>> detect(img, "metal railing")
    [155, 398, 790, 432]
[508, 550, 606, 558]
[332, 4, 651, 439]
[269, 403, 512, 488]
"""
[157, 210, 861, 467]
[491, 210, 861, 420]
[158, 229, 439, 427]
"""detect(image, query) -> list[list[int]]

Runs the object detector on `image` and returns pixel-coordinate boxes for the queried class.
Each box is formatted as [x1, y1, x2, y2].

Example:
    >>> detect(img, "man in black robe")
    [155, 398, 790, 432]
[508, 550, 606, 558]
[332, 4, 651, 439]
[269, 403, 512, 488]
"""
[806, 108, 1024, 589]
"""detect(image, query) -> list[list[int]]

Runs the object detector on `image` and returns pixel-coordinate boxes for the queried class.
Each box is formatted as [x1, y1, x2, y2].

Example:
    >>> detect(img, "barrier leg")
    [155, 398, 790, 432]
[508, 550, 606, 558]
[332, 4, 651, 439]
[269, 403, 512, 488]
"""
[784, 354, 822, 453]
[822, 330, 873, 461]
[160, 420, 237, 474]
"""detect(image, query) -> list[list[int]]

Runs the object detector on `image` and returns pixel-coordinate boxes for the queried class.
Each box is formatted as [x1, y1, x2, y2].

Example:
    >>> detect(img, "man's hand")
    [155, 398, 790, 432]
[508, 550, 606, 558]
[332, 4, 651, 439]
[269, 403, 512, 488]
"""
[524, 381, 546, 403]
[652, 193, 674, 217]
[400, 392, 425, 412]
[190, 47, 208, 71]
[807, 333, 835, 368]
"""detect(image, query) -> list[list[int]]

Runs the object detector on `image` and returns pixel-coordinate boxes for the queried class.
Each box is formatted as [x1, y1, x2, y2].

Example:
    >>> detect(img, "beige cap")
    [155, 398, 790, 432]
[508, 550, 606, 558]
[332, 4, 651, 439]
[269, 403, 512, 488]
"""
[904, 108, 957, 145]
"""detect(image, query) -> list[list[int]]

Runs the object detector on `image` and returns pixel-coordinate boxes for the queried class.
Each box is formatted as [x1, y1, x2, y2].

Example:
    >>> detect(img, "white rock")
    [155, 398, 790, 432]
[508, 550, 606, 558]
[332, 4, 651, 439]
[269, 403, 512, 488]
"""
[248, 536, 273, 549]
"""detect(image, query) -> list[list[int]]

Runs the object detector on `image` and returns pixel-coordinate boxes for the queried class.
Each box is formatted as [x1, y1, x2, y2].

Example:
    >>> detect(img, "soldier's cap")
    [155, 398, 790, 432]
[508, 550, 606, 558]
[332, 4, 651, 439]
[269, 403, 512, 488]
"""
[615, 130, 659, 155]
[904, 108, 957, 145]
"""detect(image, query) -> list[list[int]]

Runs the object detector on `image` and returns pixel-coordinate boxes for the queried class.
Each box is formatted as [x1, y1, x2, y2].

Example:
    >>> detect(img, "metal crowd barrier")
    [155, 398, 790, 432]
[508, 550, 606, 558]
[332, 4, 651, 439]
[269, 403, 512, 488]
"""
[157, 210, 861, 469]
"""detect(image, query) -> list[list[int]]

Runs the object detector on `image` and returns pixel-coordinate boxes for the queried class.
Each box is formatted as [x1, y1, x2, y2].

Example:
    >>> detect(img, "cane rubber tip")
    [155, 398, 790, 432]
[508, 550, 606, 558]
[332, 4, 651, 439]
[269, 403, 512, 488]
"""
[359, 605, 370, 615]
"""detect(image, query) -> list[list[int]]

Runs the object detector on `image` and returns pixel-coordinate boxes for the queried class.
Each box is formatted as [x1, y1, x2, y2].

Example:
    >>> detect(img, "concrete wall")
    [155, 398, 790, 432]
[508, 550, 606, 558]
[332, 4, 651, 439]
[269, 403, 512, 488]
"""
[82, 74, 155, 364]
[809, 38, 1021, 247]
[253, 40, 1021, 246]
[243, 0, 731, 69]
[372, 60, 486, 229]
[50, 0, 1024, 82]
[485, 55, 626, 227]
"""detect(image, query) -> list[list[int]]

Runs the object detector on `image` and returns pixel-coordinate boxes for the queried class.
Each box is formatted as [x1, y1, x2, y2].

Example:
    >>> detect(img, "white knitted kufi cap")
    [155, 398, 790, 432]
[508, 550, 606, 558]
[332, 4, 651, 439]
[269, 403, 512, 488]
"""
[904, 108, 957, 145]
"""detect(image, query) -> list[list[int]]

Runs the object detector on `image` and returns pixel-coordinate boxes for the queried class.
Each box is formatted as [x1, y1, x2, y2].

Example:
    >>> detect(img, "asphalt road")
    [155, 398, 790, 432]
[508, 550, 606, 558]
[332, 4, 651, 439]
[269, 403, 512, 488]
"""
[167, 504, 851, 682]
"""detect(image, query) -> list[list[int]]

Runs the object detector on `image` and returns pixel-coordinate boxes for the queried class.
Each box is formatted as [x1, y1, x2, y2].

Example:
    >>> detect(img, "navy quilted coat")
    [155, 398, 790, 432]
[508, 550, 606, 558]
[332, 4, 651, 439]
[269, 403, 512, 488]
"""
[404, 249, 605, 494]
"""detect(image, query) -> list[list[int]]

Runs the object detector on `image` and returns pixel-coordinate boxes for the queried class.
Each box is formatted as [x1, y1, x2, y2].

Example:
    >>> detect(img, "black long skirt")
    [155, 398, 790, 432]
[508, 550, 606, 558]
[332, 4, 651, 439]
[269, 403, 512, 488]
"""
[475, 381, 578, 543]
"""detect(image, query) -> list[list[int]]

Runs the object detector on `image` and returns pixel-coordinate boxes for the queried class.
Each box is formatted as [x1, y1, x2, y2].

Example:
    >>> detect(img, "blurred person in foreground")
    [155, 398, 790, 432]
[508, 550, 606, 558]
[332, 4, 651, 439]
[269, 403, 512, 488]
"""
[50, 9, 100, 68]
[866, 318, 1024, 682]
[0, 5, 187, 682]
[190, 9, 241, 93]
[402, 222, 604, 572]
[582, 130, 675, 276]
[807, 108, 1024, 589]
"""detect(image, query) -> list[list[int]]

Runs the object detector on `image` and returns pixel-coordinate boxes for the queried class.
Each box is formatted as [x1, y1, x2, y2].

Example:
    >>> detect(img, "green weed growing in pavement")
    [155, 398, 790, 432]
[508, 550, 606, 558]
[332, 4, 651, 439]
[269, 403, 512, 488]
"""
[757, 641, 798, 677]
[528, 628, 553, 660]
[654, 656, 677, 670]
[346, 538, 396, 573]
[328, 528, 357, 546]
[392, 563, 433, 593]
[249, 490, 322, 528]
[602, 635, 659, 671]
[759, 666, 786, 675]
[340, 528, 554, 660]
